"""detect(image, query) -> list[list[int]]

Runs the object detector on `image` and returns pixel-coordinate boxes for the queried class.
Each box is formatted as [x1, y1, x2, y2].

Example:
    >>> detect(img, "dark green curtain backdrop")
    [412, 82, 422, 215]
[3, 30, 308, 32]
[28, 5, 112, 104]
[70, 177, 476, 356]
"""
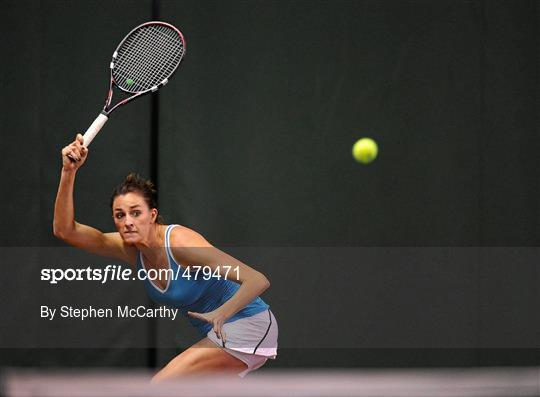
[158, 0, 538, 247]
[0, 0, 537, 368]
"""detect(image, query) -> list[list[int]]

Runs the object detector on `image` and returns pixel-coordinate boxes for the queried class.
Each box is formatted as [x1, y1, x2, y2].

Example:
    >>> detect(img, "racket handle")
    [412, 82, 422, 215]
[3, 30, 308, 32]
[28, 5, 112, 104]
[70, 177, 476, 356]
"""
[83, 113, 109, 147]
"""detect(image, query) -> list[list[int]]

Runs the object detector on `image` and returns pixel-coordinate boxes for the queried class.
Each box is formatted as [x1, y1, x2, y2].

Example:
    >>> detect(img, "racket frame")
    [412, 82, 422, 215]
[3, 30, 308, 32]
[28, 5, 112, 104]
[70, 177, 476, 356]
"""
[81, 21, 186, 147]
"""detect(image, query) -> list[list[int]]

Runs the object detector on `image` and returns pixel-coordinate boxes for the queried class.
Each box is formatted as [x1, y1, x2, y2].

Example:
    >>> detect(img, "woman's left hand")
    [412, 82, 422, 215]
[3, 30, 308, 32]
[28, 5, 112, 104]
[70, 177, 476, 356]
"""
[187, 309, 229, 343]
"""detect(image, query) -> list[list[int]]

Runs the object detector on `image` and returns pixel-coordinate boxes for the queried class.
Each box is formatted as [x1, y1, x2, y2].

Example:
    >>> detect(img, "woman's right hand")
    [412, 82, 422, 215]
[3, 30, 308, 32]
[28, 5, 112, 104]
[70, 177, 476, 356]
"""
[61, 134, 88, 171]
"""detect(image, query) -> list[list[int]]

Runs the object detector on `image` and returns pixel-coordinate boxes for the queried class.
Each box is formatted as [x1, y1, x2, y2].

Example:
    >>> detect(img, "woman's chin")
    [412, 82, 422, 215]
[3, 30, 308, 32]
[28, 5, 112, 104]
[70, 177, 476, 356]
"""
[122, 233, 140, 244]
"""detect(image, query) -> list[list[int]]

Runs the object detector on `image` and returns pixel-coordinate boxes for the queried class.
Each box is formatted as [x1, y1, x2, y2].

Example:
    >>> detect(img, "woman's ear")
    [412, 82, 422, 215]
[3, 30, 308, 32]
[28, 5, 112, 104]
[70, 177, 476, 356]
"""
[151, 208, 158, 223]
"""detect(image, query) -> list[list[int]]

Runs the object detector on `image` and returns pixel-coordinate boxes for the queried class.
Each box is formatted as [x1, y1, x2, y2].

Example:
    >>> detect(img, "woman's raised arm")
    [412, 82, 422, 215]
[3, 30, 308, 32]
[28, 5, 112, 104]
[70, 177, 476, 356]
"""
[53, 134, 134, 265]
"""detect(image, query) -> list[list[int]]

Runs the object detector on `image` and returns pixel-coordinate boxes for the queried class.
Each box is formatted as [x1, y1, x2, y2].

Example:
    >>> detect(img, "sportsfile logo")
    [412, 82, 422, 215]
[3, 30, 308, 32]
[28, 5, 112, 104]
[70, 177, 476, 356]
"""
[41, 265, 240, 284]
[41, 265, 132, 284]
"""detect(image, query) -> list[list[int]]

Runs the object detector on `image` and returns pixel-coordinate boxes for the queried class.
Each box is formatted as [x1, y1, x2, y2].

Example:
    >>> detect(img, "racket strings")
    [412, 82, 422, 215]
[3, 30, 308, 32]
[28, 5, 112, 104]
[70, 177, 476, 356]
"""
[137, 26, 183, 86]
[115, 27, 180, 91]
[113, 24, 184, 93]
[115, 26, 181, 90]
[145, 26, 184, 84]
[116, 32, 164, 90]
[124, 27, 176, 79]
[114, 32, 150, 91]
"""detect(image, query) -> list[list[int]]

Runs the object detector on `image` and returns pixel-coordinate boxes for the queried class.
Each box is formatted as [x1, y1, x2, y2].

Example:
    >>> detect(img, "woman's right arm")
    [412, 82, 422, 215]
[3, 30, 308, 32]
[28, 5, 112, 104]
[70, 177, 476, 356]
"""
[53, 134, 135, 265]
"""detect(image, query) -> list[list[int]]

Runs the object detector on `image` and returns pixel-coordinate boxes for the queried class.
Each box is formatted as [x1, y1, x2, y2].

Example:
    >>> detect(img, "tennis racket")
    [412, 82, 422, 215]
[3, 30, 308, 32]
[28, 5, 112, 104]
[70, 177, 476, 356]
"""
[79, 21, 186, 148]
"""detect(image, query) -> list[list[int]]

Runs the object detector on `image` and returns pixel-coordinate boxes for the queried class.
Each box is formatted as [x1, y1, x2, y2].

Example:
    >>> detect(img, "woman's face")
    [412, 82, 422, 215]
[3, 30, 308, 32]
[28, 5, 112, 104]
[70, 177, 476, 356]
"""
[112, 192, 157, 244]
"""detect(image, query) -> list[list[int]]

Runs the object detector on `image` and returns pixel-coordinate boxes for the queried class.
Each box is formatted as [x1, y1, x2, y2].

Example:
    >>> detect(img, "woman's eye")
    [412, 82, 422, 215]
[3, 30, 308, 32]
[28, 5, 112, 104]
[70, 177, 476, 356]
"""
[115, 213, 124, 219]
[132, 211, 141, 217]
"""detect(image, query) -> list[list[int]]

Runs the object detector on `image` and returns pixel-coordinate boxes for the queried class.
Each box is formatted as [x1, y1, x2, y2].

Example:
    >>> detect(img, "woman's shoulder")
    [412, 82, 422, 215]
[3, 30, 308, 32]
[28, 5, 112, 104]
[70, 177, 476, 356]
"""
[167, 224, 212, 248]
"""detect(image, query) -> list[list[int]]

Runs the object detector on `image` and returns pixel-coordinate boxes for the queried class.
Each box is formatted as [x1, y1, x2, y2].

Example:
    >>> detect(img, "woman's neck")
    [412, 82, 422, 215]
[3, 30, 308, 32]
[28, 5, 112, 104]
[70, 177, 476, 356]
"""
[136, 224, 165, 259]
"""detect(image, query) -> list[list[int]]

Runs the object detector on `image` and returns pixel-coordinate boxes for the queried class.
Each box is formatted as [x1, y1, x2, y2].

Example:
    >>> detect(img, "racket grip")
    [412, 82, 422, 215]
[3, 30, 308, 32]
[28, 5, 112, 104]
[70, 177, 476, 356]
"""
[83, 113, 109, 147]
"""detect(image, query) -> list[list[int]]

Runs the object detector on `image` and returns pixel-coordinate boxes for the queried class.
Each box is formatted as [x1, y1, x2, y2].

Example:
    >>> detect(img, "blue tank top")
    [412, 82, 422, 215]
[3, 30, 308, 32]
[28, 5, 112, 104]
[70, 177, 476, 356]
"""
[136, 224, 269, 335]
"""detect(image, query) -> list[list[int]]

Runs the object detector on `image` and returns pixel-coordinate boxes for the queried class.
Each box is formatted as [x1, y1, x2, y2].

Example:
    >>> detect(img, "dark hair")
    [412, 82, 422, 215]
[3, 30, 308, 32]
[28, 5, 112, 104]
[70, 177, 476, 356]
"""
[110, 173, 164, 223]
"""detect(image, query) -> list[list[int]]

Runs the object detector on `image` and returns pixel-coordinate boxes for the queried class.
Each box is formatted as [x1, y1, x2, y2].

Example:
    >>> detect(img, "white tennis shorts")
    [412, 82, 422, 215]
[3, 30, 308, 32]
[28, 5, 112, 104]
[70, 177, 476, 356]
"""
[207, 309, 278, 377]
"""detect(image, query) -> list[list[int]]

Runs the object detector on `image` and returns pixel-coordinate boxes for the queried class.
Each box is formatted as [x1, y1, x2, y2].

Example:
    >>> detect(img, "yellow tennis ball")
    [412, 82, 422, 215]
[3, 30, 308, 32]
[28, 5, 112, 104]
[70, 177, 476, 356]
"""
[352, 137, 378, 164]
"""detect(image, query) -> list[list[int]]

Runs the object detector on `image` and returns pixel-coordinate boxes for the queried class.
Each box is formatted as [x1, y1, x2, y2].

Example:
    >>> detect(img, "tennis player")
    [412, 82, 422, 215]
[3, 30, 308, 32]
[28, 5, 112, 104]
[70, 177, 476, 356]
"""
[54, 134, 278, 379]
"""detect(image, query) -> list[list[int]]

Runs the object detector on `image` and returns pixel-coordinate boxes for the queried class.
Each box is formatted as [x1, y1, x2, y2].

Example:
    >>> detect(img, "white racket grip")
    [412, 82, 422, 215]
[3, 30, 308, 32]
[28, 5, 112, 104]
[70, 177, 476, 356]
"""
[83, 113, 109, 147]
